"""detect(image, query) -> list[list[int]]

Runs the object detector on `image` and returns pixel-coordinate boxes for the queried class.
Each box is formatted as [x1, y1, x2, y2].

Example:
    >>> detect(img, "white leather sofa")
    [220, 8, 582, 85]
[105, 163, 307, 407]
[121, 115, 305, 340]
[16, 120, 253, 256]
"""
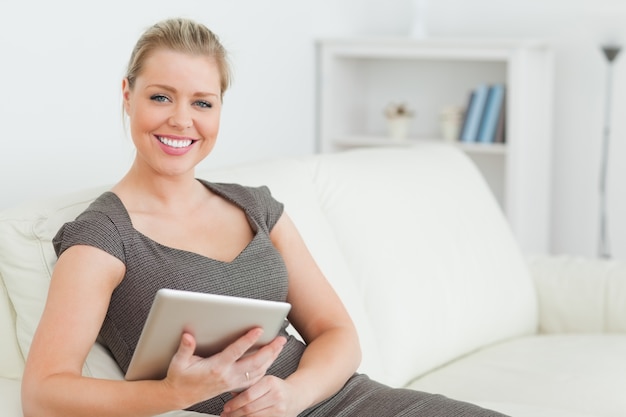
[1, 144, 625, 417]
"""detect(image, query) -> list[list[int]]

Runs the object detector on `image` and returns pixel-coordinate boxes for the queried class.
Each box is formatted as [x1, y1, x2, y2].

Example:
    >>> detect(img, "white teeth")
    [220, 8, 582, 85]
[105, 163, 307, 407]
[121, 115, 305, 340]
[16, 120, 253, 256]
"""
[157, 136, 193, 148]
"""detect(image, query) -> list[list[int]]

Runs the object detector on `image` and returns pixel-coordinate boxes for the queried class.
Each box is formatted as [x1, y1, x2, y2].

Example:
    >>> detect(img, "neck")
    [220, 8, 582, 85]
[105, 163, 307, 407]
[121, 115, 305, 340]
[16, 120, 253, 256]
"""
[113, 161, 207, 214]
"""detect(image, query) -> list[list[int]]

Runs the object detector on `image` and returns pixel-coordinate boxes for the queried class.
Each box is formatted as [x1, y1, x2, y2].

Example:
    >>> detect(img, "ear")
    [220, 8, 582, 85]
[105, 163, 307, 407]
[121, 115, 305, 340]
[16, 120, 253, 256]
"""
[122, 78, 131, 115]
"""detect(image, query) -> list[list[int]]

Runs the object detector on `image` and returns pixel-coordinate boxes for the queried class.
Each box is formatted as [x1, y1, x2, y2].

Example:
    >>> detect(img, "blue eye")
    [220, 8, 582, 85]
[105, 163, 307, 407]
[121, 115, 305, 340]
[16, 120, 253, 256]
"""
[150, 94, 170, 103]
[195, 100, 213, 109]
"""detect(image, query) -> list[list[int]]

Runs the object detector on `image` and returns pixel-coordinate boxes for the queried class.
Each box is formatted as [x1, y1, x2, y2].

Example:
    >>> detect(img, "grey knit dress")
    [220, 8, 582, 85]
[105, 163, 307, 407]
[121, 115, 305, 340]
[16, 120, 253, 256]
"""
[53, 180, 507, 417]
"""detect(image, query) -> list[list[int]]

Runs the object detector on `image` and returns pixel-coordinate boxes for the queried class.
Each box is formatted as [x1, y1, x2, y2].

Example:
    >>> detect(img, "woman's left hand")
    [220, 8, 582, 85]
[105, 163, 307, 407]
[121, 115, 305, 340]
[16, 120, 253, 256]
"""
[221, 375, 302, 417]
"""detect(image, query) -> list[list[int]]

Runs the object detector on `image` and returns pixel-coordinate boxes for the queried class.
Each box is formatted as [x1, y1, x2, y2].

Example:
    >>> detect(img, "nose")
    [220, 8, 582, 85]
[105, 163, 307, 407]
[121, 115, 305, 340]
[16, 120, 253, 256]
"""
[169, 104, 193, 130]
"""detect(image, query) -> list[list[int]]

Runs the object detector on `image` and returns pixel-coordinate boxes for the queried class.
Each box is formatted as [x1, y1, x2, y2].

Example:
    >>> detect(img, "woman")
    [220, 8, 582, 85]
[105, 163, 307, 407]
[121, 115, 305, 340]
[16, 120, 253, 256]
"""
[22, 18, 507, 417]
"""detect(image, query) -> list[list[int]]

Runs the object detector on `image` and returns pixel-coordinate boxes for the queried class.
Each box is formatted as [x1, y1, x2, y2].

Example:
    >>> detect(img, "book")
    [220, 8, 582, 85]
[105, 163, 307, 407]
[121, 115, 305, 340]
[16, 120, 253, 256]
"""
[494, 87, 507, 143]
[460, 84, 489, 143]
[477, 84, 505, 143]
[458, 90, 475, 141]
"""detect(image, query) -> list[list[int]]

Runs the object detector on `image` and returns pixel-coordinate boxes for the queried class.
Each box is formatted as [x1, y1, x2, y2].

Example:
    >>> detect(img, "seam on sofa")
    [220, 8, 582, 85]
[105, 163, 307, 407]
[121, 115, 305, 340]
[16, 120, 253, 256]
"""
[33, 220, 56, 280]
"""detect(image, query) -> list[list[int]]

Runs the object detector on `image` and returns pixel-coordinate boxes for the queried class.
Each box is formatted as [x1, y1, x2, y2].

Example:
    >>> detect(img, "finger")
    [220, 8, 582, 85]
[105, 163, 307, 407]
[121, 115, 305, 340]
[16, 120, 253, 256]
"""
[172, 332, 196, 362]
[223, 377, 276, 416]
[247, 335, 287, 365]
[220, 328, 264, 362]
[223, 383, 266, 415]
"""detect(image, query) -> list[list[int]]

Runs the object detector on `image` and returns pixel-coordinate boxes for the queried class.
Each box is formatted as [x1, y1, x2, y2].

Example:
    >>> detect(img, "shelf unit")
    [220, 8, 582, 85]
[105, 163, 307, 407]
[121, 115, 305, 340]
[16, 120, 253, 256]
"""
[315, 37, 554, 254]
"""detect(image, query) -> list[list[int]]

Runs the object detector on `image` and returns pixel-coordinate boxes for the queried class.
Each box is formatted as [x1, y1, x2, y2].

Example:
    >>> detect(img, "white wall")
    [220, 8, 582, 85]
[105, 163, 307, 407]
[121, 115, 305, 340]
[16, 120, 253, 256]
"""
[1, 0, 625, 260]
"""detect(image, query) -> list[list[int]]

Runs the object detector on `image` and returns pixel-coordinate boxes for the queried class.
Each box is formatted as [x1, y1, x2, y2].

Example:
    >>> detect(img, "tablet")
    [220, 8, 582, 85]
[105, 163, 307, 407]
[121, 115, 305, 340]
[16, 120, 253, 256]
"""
[125, 288, 291, 381]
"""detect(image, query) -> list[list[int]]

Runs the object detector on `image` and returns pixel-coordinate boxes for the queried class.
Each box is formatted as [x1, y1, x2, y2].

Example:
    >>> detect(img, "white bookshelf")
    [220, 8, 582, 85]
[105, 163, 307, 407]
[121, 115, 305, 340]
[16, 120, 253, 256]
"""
[315, 37, 554, 254]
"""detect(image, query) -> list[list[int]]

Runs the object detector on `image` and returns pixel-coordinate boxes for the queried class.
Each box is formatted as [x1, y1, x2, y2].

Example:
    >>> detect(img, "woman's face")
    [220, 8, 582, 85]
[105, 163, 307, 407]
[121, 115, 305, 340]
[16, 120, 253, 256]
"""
[123, 48, 222, 178]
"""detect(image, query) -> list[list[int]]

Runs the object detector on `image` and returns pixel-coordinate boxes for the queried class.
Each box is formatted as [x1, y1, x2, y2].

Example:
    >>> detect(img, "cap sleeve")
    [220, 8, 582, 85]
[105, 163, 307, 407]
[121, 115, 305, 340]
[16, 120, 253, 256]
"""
[53, 209, 126, 264]
[252, 185, 284, 231]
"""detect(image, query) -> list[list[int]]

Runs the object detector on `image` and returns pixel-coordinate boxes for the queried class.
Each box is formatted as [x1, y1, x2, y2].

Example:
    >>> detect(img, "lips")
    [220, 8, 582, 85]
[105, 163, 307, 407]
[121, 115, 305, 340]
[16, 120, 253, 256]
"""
[154, 135, 198, 156]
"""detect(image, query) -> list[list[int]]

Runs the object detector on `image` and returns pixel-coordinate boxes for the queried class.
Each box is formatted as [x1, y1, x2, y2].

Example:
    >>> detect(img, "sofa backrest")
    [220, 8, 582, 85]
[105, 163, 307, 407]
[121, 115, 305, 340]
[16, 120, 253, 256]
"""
[305, 146, 538, 386]
[0, 144, 537, 388]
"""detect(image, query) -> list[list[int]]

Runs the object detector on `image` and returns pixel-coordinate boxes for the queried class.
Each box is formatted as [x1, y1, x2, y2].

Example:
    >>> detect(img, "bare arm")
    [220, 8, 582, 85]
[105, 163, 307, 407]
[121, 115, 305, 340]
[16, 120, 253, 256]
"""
[276, 213, 361, 410]
[22, 245, 285, 417]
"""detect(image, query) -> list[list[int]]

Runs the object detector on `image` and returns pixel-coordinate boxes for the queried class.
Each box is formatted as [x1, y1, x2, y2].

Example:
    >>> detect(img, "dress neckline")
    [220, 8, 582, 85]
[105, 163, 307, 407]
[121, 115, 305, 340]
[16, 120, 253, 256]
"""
[101, 181, 260, 265]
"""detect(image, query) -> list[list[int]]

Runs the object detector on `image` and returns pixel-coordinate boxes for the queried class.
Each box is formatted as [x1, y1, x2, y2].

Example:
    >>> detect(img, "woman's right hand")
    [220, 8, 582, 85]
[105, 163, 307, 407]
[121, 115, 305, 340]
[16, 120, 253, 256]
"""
[163, 328, 287, 408]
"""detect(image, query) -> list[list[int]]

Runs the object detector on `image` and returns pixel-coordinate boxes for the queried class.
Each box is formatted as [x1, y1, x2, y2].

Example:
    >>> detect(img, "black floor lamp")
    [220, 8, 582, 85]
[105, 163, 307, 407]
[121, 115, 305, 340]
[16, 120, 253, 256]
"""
[599, 45, 621, 259]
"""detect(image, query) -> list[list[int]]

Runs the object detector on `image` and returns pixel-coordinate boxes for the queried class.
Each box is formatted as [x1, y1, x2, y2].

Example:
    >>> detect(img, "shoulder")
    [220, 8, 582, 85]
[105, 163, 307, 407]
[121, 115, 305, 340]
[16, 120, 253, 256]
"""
[204, 181, 273, 201]
[199, 180, 284, 231]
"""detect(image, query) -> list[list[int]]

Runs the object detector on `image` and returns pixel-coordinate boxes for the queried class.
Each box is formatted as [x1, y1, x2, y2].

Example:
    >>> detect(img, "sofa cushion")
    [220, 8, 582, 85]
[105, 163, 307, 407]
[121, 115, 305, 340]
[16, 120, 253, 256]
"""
[0, 280, 23, 378]
[0, 378, 23, 416]
[311, 145, 538, 387]
[407, 334, 626, 417]
[0, 187, 108, 363]
[473, 401, 599, 417]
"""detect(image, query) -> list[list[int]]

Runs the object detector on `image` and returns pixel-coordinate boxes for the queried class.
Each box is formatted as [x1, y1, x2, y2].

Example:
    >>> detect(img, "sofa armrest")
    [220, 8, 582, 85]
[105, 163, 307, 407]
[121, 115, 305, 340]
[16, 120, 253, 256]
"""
[526, 255, 626, 334]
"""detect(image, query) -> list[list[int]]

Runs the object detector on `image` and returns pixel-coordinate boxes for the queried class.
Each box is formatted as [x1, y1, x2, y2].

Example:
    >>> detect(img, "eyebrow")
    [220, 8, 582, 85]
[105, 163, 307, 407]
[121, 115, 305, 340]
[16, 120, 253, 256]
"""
[146, 84, 219, 98]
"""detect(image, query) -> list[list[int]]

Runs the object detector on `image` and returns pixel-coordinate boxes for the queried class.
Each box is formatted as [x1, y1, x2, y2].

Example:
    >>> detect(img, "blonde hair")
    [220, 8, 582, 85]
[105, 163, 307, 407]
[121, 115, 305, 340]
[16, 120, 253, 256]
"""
[125, 18, 231, 99]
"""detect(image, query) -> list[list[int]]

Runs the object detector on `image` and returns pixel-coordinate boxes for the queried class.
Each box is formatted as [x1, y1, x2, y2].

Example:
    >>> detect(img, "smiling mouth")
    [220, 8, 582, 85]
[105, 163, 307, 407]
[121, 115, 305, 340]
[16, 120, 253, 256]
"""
[156, 136, 196, 148]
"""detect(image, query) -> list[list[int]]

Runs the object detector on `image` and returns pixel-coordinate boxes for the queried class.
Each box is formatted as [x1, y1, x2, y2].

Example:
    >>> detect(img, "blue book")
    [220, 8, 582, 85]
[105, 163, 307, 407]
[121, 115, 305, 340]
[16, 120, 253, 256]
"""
[477, 84, 505, 143]
[461, 84, 489, 143]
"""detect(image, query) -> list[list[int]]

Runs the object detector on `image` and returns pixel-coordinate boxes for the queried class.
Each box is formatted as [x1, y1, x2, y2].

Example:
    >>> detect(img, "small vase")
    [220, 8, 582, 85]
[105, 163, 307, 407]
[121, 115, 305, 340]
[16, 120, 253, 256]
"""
[439, 106, 464, 143]
[387, 117, 412, 141]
